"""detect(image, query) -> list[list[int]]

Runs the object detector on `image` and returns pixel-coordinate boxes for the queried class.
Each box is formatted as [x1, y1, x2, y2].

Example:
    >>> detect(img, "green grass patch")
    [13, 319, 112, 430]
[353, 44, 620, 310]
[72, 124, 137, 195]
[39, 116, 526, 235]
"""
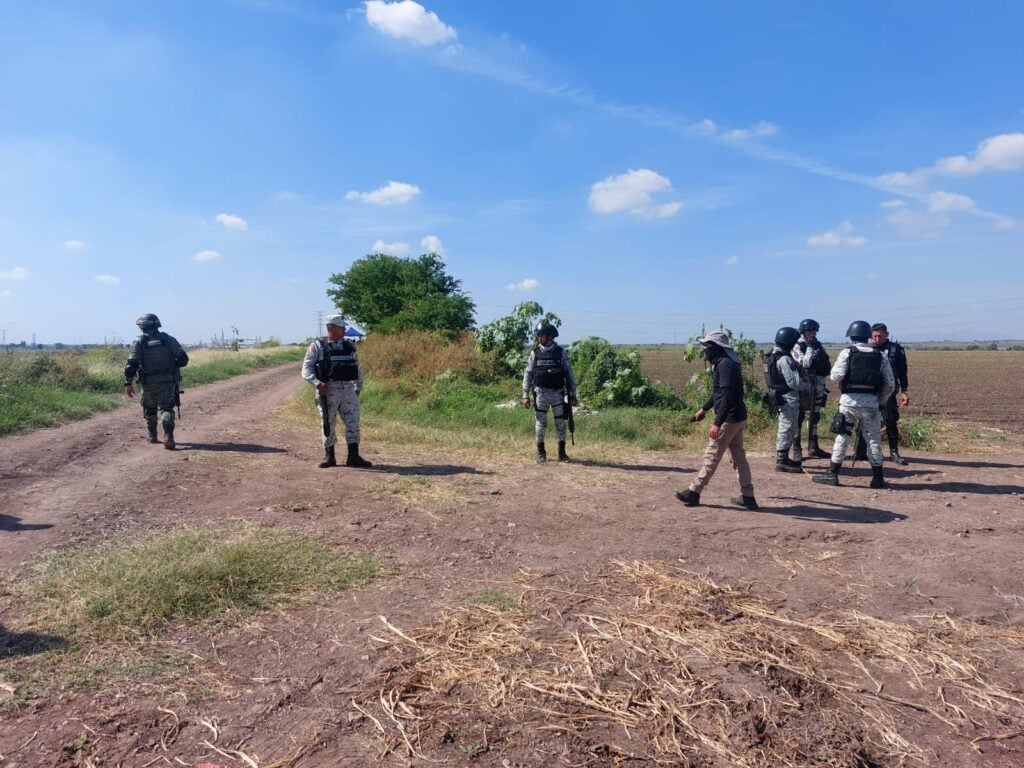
[0, 384, 122, 434]
[466, 589, 522, 612]
[898, 416, 940, 450]
[21, 527, 387, 642]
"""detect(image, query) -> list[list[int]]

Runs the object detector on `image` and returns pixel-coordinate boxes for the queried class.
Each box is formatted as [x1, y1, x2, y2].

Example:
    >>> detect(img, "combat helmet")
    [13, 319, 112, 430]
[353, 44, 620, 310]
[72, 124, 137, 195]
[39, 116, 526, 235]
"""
[799, 318, 820, 333]
[136, 313, 161, 332]
[534, 321, 558, 339]
[774, 326, 800, 350]
[846, 320, 871, 342]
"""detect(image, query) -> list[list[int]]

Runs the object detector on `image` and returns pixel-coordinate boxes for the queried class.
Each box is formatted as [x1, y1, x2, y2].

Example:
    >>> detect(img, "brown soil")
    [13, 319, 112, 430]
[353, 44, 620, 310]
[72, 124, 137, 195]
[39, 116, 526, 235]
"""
[2, 363, 1024, 767]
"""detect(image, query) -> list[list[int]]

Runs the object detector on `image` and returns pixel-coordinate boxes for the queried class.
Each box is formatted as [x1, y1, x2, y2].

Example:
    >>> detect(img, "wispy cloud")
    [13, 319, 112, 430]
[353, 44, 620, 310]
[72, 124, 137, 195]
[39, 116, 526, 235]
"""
[588, 169, 682, 219]
[371, 239, 410, 256]
[928, 191, 976, 213]
[0, 266, 30, 281]
[346, 180, 421, 205]
[216, 213, 248, 230]
[94, 274, 120, 285]
[194, 250, 221, 262]
[506, 277, 539, 292]
[64, 239, 86, 250]
[724, 255, 739, 267]
[364, 0, 456, 46]
[420, 234, 445, 255]
[0, 290, 14, 299]
[807, 220, 867, 247]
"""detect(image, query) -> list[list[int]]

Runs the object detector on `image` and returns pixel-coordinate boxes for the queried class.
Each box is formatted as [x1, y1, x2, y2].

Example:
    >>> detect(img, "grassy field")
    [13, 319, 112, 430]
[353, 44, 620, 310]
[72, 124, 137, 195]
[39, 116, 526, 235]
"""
[0, 345, 306, 436]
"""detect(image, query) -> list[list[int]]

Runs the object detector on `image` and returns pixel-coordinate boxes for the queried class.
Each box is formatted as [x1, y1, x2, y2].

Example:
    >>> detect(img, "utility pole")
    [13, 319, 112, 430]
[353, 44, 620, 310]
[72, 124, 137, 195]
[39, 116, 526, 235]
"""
[316, 310, 323, 339]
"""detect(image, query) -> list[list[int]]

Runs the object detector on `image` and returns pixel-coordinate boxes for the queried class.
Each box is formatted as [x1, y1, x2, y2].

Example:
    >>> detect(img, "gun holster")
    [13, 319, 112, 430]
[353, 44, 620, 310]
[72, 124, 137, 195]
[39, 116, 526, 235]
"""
[830, 412, 852, 436]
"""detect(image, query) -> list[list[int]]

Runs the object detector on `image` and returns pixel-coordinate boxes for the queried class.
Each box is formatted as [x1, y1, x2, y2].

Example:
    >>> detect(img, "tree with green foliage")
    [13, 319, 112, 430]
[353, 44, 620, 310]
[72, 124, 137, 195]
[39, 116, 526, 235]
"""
[682, 327, 764, 412]
[326, 253, 475, 336]
[567, 337, 681, 407]
[476, 301, 561, 375]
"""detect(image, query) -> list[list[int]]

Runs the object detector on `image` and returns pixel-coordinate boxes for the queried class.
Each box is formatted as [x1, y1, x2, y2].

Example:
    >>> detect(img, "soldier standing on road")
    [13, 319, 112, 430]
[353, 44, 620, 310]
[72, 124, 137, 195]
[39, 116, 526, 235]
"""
[302, 315, 372, 469]
[871, 323, 911, 465]
[813, 320, 895, 488]
[767, 327, 809, 473]
[522, 321, 578, 463]
[675, 331, 758, 510]
[792, 318, 832, 461]
[124, 313, 189, 450]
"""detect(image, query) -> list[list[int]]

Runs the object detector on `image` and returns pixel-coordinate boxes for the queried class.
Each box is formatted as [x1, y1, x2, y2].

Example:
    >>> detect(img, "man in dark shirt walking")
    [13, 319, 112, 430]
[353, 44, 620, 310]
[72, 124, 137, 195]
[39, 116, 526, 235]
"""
[676, 331, 758, 510]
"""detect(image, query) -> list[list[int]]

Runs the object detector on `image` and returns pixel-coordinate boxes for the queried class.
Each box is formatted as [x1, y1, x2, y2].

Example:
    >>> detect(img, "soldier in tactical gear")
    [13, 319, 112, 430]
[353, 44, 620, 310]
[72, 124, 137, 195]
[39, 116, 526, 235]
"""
[768, 326, 809, 473]
[871, 323, 910, 465]
[301, 315, 372, 469]
[792, 318, 831, 460]
[522, 321, 578, 463]
[675, 331, 758, 510]
[124, 313, 189, 449]
[812, 320, 895, 489]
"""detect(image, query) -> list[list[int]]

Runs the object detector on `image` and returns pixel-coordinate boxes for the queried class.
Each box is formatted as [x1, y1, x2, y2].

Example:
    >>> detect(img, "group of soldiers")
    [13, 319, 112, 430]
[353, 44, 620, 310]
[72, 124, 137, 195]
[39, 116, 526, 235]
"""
[123, 313, 910, 510]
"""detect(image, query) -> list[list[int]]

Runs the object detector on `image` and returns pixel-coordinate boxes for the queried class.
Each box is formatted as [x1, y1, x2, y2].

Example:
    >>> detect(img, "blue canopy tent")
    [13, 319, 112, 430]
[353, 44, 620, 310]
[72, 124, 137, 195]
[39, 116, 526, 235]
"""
[344, 325, 366, 340]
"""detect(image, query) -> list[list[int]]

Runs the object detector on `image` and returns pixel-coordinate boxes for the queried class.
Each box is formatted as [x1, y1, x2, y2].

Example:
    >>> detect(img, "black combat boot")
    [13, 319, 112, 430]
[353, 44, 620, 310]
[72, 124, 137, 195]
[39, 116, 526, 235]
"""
[346, 443, 372, 468]
[807, 437, 831, 459]
[888, 439, 908, 465]
[557, 440, 570, 462]
[791, 437, 803, 463]
[147, 425, 160, 444]
[870, 465, 887, 489]
[536, 442, 547, 464]
[675, 488, 700, 506]
[775, 449, 802, 473]
[731, 495, 760, 510]
[318, 446, 337, 468]
[813, 461, 842, 486]
[163, 428, 175, 450]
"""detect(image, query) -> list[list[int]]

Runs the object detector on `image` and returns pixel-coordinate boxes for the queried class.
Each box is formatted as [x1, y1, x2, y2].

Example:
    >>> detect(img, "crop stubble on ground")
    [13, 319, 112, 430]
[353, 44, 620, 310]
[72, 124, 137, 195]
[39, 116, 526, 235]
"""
[2, 362, 1024, 766]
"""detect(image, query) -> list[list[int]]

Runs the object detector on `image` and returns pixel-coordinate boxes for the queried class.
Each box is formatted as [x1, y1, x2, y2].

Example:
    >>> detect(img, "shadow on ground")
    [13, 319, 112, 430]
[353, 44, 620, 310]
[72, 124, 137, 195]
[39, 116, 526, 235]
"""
[739, 496, 910, 524]
[1, 624, 69, 658]
[907, 457, 1024, 470]
[184, 442, 287, 454]
[575, 459, 690, 473]
[0, 514, 53, 532]
[368, 464, 494, 477]
[895, 482, 1024, 495]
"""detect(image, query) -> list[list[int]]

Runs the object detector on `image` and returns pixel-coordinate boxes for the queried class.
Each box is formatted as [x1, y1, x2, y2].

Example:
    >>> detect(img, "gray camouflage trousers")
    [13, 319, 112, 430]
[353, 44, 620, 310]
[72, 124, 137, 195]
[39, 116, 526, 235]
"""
[831, 403, 884, 467]
[316, 383, 360, 449]
[533, 387, 567, 442]
[775, 399, 801, 451]
[141, 379, 178, 433]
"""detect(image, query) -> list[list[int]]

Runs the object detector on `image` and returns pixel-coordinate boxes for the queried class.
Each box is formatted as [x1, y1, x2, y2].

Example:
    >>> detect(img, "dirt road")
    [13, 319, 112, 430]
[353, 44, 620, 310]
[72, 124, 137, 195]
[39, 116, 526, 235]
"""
[2, 364, 1024, 766]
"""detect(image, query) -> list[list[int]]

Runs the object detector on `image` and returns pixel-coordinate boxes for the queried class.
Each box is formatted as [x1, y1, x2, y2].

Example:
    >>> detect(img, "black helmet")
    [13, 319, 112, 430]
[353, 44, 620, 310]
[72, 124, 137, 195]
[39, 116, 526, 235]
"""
[534, 321, 558, 339]
[136, 313, 161, 331]
[799, 318, 820, 333]
[846, 320, 871, 342]
[775, 326, 800, 350]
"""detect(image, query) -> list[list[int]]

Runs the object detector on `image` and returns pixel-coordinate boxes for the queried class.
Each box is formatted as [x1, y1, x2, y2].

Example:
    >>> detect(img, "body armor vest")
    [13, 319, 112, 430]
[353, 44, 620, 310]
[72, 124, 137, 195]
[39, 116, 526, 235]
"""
[316, 339, 359, 382]
[138, 333, 177, 382]
[841, 346, 883, 394]
[533, 344, 566, 389]
[798, 340, 831, 376]
[767, 350, 793, 395]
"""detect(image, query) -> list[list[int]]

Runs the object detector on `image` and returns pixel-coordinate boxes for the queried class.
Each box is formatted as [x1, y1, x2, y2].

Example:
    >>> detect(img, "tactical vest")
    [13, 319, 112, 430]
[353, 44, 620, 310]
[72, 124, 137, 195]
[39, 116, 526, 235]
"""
[533, 344, 566, 389]
[841, 346, 883, 394]
[138, 333, 177, 382]
[798, 340, 832, 376]
[767, 350, 792, 395]
[316, 339, 359, 382]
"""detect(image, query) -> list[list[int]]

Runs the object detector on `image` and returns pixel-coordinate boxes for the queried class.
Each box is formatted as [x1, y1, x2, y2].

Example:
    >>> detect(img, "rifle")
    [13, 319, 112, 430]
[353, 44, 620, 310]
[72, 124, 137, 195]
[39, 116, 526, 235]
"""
[319, 392, 332, 439]
[564, 389, 575, 446]
[760, 350, 779, 414]
[175, 369, 183, 420]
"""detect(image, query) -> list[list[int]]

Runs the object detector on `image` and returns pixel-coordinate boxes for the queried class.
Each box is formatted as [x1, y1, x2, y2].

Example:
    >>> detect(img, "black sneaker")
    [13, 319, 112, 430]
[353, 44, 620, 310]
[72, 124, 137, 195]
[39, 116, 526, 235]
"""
[675, 489, 701, 506]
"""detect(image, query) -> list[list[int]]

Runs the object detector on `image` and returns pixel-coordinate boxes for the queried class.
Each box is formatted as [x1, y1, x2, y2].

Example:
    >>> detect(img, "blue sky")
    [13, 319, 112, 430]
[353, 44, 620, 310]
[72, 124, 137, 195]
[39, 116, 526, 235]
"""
[1, 1, 1023, 345]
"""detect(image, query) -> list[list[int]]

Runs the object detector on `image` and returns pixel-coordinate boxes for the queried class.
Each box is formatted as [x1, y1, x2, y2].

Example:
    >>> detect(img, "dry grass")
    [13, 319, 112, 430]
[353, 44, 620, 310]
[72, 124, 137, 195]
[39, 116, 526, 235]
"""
[353, 561, 1024, 766]
[358, 330, 493, 382]
[368, 475, 491, 519]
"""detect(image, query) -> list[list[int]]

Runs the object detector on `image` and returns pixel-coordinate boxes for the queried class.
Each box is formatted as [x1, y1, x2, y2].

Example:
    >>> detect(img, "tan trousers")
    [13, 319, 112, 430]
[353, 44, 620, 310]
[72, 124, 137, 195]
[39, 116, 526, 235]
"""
[689, 420, 754, 497]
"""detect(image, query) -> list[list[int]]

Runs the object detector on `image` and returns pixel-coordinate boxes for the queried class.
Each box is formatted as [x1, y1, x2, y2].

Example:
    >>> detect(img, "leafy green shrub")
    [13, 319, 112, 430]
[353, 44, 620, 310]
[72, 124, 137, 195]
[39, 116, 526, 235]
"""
[568, 337, 680, 407]
[476, 301, 561, 376]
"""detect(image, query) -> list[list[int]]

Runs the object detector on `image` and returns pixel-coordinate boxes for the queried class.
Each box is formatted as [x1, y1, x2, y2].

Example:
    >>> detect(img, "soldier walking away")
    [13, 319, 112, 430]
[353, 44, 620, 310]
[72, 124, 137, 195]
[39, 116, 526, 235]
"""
[675, 331, 758, 510]
[813, 321, 895, 488]
[792, 318, 831, 460]
[302, 315, 372, 469]
[124, 313, 189, 450]
[871, 323, 910, 465]
[522, 321, 578, 463]
[766, 327, 809, 473]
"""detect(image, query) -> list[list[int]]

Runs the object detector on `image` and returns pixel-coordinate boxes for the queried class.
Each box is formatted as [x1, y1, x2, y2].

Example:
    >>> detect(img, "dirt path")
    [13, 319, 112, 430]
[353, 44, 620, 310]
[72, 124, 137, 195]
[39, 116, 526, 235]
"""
[2, 368, 1024, 767]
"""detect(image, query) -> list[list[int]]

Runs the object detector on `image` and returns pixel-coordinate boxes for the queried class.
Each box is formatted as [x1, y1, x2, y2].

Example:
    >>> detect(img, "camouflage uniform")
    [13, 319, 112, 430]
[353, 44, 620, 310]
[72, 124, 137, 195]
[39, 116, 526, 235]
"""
[829, 343, 895, 468]
[124, 330, 188, 440]
[772, 346, 807, 453]
[302, 337, 364, 449]
[523, 342, 577, 461]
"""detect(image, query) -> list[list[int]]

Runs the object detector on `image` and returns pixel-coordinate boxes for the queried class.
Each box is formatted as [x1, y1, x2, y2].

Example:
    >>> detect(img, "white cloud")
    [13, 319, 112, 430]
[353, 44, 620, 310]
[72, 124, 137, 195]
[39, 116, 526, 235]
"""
[371, 239, 410, 256]
[880, 199, 906, 209]
[588, 169, 682, 219]
[0, 290, 13, 299]
[64, 239, 86, 250]
[345, 180, 421, 205]
[364, 0, 456, 45]
[724, 255, 739, 267]
[216, 213, 248, 230]
[865, 271, 880, 280]
[194, 250, 222, 262]
[934, 132, 1024, 176]
[807, 220, 867, 247]
[506, 277, 539, 292]
[884, 207, 947, 238]
[0, 266, 29, 281]
[722, 121, 779, 142]
[420, 234, 445, 255]
[94, 274, 120, 285]
[928, 191, 976, 213]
